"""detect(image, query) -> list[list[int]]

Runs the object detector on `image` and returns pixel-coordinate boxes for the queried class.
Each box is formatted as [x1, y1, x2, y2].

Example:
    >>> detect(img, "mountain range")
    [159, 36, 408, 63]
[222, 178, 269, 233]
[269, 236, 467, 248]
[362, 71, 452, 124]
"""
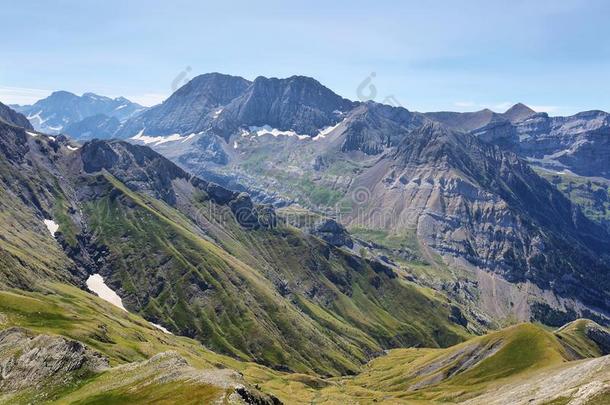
[97, 73, 609, 325]
[11, 91, 144, 136]
[0, 76, 609, 404]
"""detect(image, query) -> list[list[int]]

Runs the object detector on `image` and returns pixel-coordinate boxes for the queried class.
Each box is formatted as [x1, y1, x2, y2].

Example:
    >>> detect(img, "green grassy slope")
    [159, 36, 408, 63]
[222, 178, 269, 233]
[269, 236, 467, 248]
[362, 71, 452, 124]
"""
[535, 169, 610, 231]
[0, 129, 469, 376]
[256, 323, 610, 404]
[0, 128, 76, 288]
[0, 284, 607, 404]
[81, 172, 467, 375]
[0, 284, 280, 404]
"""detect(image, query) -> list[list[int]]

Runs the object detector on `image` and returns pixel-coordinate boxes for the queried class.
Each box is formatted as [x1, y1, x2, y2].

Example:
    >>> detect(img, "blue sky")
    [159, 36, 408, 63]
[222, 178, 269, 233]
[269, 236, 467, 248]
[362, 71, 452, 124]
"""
[1, 0, 609, 115]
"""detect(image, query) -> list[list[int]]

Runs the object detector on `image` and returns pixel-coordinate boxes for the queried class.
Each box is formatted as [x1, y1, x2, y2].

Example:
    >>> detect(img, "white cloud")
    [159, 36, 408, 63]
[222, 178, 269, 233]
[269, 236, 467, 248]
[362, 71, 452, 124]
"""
[0, 86, 52, 105]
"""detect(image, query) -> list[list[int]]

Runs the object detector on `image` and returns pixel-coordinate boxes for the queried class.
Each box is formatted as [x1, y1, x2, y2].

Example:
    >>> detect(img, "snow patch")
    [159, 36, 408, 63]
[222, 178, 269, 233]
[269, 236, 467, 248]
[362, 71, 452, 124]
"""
[313, 120, 344, 141]
[27, 110, 47, 125]
[213, 108, 223, 118]
[151, 323, 173, 334]
[26, 131, 39, 137]
[43, 219, 59, 236]
[233, 141, 239, 149]
[181, 133, 196, 143]
[66, 145, 79, 151]
[131, 129, 195, 146]
[48, 136, 56, 141]
[248, 125, 310, 140]
[86, 274, 127, 311]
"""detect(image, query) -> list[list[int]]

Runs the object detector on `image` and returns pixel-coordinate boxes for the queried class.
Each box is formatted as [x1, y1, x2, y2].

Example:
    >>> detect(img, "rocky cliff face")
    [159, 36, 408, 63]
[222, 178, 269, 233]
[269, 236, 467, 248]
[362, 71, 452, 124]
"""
[346, 123, 610, 314]
[208, 75, 356, 139]
[472, 109, 610, 178]
[117, 73, 252, 137]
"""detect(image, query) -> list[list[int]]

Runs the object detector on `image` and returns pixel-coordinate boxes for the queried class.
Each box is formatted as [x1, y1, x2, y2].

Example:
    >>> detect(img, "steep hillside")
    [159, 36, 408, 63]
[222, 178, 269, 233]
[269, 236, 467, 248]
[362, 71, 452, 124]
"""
[0, 122, 469, 376]
[0, 121, 82, 288]
[0, 285, 280, 404]
[344, 122, 610, 322]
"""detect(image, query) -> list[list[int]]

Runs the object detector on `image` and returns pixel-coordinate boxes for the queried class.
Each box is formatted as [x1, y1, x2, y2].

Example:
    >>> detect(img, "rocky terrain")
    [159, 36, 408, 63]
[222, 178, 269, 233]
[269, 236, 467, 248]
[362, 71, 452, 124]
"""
[469, 109, 610, 178]
[346, 123, 610, 316]
[0, 327, 278, 404]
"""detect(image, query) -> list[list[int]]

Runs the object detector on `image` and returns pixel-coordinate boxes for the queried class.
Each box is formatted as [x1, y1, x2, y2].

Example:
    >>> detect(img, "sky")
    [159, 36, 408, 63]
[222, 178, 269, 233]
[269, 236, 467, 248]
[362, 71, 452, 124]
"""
[1, 0, 610, 115]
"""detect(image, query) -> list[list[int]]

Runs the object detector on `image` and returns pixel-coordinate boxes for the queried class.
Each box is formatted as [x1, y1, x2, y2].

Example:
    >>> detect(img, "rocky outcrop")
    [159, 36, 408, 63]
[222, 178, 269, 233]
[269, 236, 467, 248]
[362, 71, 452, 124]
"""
[0, 328, 281, 404]
[471, 109, 610, 178]
[311, 219, 353, 248]
[0, 327, 108, 393]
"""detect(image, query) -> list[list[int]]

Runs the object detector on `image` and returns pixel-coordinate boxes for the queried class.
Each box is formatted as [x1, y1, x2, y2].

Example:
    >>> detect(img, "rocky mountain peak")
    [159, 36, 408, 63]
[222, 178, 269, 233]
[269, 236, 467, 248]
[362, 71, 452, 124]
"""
[48, 90, 79, 100]
[208, 74, 356, 138]
[503, 103, 536, 122]
[116, 73, 251, 137]
[173, 72, 251, 101]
